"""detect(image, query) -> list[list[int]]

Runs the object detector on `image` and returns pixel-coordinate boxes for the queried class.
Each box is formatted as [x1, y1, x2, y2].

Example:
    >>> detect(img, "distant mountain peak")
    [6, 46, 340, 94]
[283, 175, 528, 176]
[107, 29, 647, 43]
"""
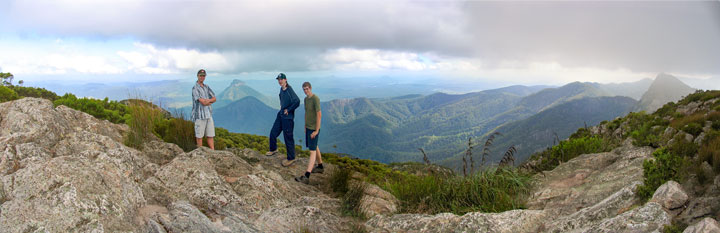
[635, 73, 695, 112]
[229, 79, 246, 87]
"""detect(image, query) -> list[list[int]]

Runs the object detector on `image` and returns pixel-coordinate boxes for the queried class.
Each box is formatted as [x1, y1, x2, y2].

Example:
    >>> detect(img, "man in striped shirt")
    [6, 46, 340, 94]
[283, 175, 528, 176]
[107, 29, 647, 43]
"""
[191, 69, 217, 150]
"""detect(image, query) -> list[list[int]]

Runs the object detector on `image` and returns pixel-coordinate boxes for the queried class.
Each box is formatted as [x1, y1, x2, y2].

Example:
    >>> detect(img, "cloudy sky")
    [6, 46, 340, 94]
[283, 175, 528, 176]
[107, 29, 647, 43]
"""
[0, 0, 719, 86]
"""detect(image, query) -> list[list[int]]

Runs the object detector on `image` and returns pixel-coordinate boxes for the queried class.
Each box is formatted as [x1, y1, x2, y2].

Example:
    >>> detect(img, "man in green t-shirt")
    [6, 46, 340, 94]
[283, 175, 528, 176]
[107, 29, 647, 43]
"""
[295, 82, 324, 184]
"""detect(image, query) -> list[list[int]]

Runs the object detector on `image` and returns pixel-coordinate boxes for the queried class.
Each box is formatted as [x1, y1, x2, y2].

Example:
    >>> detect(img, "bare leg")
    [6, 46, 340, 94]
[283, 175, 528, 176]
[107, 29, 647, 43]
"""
[196, 137, 203, 148]
[316, 147, 323, 165]
[306, 150, 316, 173]
[207, 137, 214, 150]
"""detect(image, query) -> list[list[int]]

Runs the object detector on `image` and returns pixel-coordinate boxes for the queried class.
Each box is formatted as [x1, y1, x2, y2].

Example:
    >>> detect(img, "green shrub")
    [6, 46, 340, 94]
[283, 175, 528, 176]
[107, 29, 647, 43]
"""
[53, 94, 129, 124]
[9, 86, 59, 101]
[388, 167, 530, 215]
[531, 136, 615, 172]
[637, 148, 686, 201]
[0, 85, 19, 102]
[655, 102, 677, 117]
[682, 123, 703, 137]
[668, 134, 698, 157]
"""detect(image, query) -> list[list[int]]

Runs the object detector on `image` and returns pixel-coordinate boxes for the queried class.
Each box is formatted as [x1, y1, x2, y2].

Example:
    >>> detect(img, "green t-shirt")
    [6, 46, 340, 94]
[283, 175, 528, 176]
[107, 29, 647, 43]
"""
[304, 94, 321, 130]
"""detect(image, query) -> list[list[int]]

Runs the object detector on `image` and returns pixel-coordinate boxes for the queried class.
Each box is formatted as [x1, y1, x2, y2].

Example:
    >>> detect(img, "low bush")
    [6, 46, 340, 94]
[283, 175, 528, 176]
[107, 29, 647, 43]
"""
[530, 135, 615, 172]
[0, 85, 19, 103]
[637, 148, 687, 201]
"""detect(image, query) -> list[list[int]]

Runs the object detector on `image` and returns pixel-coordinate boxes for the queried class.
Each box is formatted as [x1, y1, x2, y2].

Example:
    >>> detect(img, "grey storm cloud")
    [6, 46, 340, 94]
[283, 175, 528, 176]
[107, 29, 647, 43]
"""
[2, 0, 719, 75]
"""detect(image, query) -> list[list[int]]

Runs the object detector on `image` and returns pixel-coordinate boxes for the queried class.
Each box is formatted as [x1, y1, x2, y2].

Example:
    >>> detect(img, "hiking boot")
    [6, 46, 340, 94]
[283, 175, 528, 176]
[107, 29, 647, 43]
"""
[294, 175, 310, 184]
[265, 150, 278, 156]
[311, 165, 324, 174]
[281, 159, 296, 167]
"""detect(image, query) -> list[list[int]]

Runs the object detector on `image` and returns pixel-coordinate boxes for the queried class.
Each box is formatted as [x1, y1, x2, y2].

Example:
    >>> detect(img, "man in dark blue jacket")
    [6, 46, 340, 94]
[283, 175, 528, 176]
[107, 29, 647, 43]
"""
[266, 73, 300, 167]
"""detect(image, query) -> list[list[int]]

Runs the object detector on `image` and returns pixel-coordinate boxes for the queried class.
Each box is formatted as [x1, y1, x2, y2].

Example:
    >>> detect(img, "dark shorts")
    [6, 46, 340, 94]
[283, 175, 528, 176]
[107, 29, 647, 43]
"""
[305, 128, 319, 151]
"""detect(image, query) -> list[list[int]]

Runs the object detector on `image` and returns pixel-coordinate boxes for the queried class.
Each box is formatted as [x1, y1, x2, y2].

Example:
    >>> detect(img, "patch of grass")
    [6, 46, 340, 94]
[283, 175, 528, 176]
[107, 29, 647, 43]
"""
[388, 167, 531, 215]
[342, 181, 367, 218]
[671, 113, 706, 131]
[123, 100, 165, 149]
[637, 148, 687, 202]
[699, 135, 720, 173]
[329, 168, 353, 194]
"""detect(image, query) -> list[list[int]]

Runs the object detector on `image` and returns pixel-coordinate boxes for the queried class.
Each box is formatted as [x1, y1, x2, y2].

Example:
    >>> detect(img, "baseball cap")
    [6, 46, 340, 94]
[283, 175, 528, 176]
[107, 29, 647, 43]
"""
[276, 73, 287, 80]
[197, 69, 207, 76]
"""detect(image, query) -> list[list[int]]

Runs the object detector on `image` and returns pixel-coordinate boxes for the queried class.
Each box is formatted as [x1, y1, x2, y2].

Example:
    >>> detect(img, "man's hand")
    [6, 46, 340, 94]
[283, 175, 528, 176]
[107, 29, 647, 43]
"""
[311, 131, 318, 139]
[284, 109, 289, 115]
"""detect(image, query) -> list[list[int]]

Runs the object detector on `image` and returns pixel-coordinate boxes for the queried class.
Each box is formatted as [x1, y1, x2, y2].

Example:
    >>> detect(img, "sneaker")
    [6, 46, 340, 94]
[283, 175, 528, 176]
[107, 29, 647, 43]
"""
[281, 159, 296, 167]
[311, 165, 324, 174]
[265, 150, 278, 156]
[294, 175, 309, 184]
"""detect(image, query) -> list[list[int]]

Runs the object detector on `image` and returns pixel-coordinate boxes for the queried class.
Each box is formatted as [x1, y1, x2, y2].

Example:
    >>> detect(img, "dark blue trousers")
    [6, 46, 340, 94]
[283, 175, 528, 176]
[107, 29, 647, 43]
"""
[269, 113, 295, 160]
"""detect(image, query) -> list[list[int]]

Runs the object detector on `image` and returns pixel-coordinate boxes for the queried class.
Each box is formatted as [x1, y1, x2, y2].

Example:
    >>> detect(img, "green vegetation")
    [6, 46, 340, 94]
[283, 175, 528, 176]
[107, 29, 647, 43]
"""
[387, 167, 531, 215]
[529, 135, 617, 172]
[0, 85, 19, 102]
[342, 181, 367, 218]
[124, 100, 166, 149]
[526, 90, 720, 202]
[9, 86, 59, 101]
[53, 94, 130, 124]
[662, 222, 686, 233]
[636, 148, 687, 201]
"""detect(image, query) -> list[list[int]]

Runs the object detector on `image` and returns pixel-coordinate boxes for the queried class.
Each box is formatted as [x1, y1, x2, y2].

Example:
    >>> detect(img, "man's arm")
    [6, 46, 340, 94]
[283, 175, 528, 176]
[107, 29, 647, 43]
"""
[288, 87, 300, 111]
[208, 86, 217, 104]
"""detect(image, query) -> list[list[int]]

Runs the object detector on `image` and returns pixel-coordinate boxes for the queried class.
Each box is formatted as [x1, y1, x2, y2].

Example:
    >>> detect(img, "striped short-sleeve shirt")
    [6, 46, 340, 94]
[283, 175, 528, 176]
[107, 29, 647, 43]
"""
[191, 82, 216, 122]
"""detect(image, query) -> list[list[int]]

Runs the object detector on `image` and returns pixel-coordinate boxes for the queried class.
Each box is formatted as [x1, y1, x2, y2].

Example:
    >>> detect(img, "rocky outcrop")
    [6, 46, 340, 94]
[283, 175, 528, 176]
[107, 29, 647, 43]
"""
[0, 98, 356, 232]
[527, 139, 652, 216]
[366, 139, 672, 233]
[365, 210, 547, 233]
[683, 217, 720, 233]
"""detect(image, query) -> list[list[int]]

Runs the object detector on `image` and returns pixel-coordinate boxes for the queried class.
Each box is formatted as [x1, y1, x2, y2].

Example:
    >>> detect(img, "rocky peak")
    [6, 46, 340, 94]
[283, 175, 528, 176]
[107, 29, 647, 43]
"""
[0, 98, 369, 232]
[636, 73, 696, 112]
[230, 79, 246, 87]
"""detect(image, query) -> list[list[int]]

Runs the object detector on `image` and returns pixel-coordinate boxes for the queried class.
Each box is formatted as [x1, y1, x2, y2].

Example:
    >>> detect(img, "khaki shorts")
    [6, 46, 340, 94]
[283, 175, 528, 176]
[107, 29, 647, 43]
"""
[194, 118, 215, 138]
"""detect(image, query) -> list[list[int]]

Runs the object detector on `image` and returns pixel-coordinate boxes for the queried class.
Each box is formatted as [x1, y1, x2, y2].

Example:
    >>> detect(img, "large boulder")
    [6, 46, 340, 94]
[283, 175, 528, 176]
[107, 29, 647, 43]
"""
[683, 217, 720, 233]
[360, 183, 398, 217]
[651, 180, 689, 211]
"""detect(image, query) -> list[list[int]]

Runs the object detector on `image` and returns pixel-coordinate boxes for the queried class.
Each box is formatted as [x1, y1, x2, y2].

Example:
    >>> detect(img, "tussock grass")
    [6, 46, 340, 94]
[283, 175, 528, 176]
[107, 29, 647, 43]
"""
[387, 166, 531, 215]
[124, 99, 165, 149]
